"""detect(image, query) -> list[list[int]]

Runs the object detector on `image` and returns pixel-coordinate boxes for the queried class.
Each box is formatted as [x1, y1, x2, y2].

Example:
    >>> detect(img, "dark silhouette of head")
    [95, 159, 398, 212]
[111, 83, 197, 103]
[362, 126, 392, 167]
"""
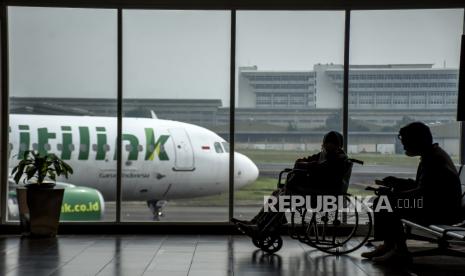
[398, 122, 433, 156]
[322, 131, 343, 152]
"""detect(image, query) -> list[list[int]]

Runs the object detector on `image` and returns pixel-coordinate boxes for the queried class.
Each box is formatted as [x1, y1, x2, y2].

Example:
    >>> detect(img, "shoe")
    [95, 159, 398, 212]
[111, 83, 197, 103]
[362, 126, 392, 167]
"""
[371, 247, 412, 264]
[361, 244, 391, 259]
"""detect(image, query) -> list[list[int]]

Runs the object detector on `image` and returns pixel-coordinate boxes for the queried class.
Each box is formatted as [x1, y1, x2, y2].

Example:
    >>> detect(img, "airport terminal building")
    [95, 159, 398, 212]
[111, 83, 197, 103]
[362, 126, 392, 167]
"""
[238, 63, 458, 126]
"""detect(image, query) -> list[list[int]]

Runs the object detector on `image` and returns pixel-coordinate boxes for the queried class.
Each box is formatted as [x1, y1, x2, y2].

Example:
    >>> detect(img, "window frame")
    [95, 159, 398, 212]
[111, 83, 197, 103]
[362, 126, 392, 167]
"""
[0, 2, 463, 229]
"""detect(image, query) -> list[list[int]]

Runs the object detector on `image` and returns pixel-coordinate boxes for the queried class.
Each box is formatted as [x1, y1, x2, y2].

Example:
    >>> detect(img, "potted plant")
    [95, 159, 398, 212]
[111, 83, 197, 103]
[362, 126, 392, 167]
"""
[12, 150, 73, 237]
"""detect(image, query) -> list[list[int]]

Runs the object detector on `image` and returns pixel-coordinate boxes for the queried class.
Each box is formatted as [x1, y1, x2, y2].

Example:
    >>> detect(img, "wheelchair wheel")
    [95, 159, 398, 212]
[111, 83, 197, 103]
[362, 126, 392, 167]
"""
[258, 233, 283, 254]
[302, 195, 372, 255]
[252, 237, 261, 248]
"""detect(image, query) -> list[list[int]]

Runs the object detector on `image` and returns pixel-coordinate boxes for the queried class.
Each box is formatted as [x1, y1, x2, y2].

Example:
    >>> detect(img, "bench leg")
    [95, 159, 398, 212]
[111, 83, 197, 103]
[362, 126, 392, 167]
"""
[406, 233, 438, 244]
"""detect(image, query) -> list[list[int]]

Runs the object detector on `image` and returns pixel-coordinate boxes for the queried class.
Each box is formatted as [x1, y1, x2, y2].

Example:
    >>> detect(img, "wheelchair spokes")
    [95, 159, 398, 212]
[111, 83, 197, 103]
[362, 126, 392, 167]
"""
[300, 195, 372, 255]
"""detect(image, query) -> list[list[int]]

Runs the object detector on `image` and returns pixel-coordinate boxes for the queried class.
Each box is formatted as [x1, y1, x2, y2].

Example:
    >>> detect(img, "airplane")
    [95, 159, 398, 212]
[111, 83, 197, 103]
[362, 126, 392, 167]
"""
[7, 114, 259, 220]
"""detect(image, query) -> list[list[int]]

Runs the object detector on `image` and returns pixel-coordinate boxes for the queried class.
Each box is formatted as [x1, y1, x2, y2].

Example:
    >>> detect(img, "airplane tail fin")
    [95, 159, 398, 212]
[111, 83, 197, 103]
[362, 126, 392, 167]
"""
[150, 110, 158, 119]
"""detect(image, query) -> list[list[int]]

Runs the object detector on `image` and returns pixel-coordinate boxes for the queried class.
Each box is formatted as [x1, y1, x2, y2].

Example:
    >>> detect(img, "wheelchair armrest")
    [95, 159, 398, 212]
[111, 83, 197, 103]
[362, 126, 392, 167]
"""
[291, 168, 307, 172]
[348, 158, 364, 165]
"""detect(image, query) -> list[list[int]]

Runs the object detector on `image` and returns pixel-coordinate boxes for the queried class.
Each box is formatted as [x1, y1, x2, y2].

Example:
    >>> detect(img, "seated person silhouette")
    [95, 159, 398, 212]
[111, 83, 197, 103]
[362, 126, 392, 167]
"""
[232, 131, 348, 232]
[361, 122, 462, 263]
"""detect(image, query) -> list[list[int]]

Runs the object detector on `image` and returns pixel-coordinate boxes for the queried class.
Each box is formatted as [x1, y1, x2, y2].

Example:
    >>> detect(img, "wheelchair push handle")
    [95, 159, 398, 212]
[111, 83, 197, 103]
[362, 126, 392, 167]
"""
[348, 158, 364, 165]
[278, 168, 293, 188]
[276, 158, 364, 189]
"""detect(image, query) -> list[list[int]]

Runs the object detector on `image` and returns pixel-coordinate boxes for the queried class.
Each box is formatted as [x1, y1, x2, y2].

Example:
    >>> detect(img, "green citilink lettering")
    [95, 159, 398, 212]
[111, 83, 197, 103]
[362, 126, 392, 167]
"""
[78, 127, 90, 160]
[114, 134, 139, 161]
[145, 128, 170, 161]
[38, 128, 56, 156]
[96, 127, 107, 160]
[61, 126, 72, 160]
[18, 125, 30, 159]
[13, 124, 171, 162]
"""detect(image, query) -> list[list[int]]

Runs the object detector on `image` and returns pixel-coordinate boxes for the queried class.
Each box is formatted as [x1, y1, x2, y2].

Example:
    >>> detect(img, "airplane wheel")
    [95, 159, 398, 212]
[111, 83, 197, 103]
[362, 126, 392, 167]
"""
[259, 234, 283, 254]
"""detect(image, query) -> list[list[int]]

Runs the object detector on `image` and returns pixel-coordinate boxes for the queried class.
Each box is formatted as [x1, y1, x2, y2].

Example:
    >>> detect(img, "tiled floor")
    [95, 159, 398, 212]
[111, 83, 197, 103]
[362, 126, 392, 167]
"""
[0, 235, 465, 275]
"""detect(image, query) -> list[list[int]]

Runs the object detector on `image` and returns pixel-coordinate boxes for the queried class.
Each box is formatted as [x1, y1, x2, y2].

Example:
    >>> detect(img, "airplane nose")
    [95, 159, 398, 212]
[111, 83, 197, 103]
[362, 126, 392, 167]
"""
[234, 152, 259, 188]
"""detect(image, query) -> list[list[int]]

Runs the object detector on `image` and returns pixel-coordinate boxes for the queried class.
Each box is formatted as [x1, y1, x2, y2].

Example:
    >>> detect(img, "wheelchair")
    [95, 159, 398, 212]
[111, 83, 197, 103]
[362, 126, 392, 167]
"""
[235, 158, 372, 255]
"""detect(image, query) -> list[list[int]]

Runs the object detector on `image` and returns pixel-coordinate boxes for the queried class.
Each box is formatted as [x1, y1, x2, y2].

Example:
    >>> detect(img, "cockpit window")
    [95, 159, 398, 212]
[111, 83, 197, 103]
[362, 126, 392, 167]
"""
[214, 142, 223, 153]
[222, 142, 230, 153]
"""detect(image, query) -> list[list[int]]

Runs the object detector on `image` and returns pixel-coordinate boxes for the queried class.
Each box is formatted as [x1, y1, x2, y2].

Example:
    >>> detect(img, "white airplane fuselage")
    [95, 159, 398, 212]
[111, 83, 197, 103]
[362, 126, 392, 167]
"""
[8, 114, 259, 201]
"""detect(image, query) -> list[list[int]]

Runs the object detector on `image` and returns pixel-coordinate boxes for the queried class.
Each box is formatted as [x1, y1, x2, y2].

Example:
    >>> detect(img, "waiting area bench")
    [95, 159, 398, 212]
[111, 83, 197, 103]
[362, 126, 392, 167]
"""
[401, 165, 465, 258]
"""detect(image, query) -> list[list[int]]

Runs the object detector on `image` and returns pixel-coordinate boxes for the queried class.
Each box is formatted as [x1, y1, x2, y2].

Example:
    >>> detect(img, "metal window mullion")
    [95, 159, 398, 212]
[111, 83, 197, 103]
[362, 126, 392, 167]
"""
[116, 8, 122, 223]
[0, 5, 8, 224]
[228, 10, 236, 221]
[460, 9, 465, 166]
[342, 9, 351, 152]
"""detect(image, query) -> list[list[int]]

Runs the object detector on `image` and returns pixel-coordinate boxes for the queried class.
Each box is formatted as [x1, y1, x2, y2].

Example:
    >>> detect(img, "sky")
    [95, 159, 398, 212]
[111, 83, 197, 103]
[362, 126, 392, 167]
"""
[7, 7, 465, 106]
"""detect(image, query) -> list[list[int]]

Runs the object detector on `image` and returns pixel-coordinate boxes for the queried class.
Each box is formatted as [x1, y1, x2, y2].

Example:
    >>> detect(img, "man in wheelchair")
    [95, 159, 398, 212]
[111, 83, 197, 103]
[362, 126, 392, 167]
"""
[232, 131, 349, 233]
[361, 122, 462, 263]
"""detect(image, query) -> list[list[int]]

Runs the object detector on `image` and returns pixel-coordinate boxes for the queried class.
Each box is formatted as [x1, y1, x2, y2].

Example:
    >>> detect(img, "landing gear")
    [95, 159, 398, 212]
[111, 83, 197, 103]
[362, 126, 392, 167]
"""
[147, 199, 168, 221]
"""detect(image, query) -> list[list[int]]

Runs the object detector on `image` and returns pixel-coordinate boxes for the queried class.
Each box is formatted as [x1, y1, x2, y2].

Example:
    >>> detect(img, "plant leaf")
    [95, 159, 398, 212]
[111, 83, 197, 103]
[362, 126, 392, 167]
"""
[48, 171, 56, 181]
[13, 163, 26, 184]
[12, 149, 73, 185]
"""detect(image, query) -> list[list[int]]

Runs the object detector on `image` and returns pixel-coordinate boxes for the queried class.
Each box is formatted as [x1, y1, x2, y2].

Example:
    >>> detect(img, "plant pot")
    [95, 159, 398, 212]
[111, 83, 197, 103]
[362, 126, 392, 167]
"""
[16, 185, 64, 237]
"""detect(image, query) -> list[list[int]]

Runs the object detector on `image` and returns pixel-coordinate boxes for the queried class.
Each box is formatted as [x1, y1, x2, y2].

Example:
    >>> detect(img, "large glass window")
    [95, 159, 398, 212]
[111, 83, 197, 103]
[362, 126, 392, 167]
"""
[234, 11, 345, 220]
[7, 7, 117, 221]
[348, 9, 464, 196]
[122, 10, 230, 221]
[2, 6, 464, 225]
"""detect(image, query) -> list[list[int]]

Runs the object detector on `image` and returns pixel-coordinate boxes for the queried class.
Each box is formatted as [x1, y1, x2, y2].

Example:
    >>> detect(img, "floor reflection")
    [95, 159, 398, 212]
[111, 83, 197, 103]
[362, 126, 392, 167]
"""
[0, 235, 463, 275]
